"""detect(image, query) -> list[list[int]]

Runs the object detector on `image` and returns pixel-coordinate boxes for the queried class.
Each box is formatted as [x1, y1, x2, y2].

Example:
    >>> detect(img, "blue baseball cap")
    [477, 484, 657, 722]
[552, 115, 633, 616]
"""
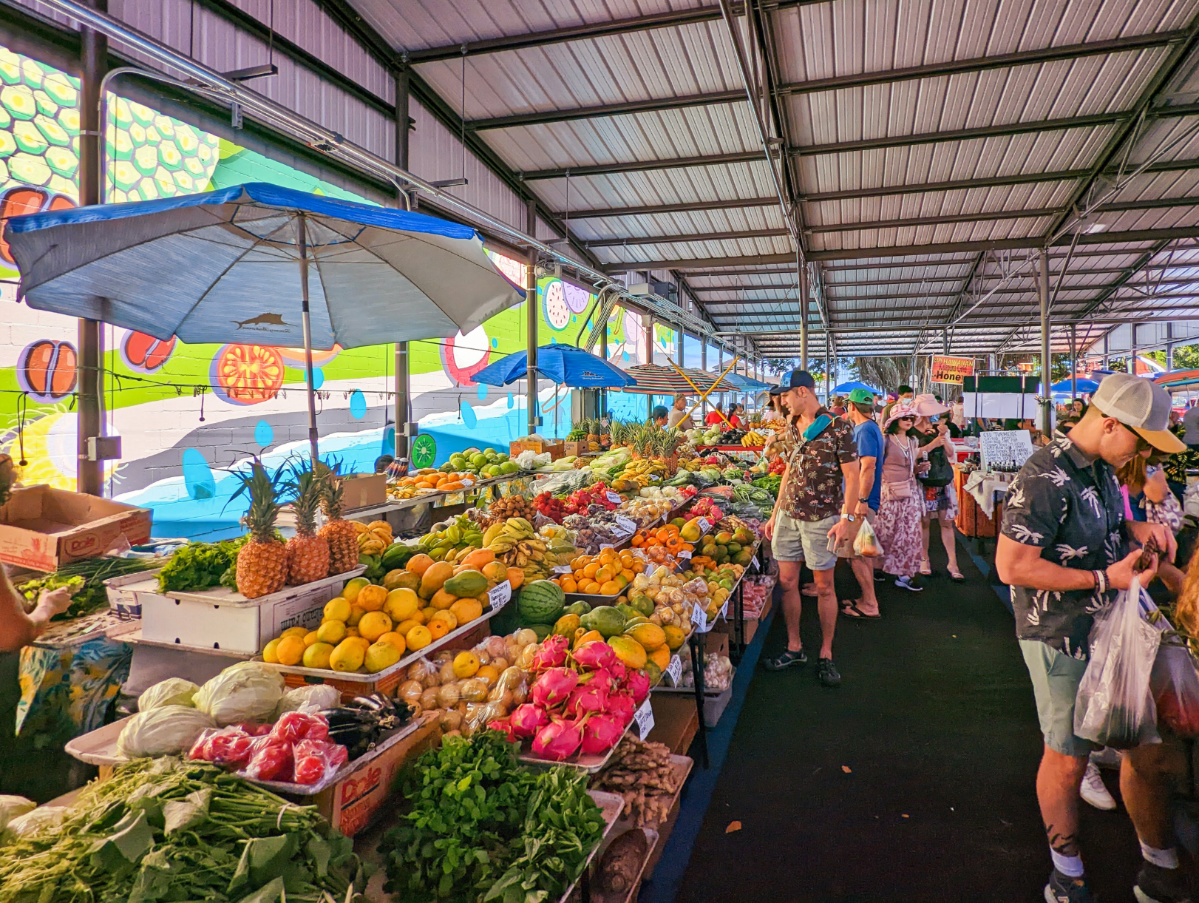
[769, 369, 817, 395]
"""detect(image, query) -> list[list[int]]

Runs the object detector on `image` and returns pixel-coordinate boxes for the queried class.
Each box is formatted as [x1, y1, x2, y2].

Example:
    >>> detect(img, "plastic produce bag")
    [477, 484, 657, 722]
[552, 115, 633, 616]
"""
[853, 518, 883, 559]
[1151, 642, 1199, 737]
[1074, 578, 1161, 749]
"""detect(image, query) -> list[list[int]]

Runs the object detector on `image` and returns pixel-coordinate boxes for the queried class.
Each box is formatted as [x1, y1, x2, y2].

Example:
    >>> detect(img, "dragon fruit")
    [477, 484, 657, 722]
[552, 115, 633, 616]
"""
[608, 661, 628, 683]
[606, 693, 635, 725]
[566, 680, 610, 717]
[487, 719, 517, 743]
[573, 641, 617, 671]
[531, 667, 579, 708]
[625, 669, 651, 705]
[509, 703, 550, 739]
[531, 717, 582, 761]
[580, 713, 626, 755]
[529, 635, 570, 672]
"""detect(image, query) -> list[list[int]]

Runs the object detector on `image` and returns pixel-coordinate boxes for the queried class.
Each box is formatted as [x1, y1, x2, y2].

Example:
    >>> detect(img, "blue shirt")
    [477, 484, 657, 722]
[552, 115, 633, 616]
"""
[853, 419, 884, 511]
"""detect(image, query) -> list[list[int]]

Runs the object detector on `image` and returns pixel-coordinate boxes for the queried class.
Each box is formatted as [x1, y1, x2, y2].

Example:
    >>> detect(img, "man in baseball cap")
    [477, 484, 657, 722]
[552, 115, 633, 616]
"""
[995, 372, 1183, 903]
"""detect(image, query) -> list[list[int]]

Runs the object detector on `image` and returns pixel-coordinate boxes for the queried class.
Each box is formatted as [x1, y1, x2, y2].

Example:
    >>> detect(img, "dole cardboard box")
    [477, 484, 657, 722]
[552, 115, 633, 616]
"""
[0, 485, 152, 572]
[338, 473, 387, 511]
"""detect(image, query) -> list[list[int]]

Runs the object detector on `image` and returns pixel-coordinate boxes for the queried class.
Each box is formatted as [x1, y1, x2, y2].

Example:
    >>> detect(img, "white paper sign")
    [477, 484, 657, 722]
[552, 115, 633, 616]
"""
[553, 565, 573, 575]
[666, 655, 683, 686]
[719, 598, 729, 620]
[615, 516, 637, 533]
[691, 602, 707, 630]
[677, 549, 692, 560]
[487, 581, 512, 610]
[697, 517, 711, 533]
[634, 698, 655, 740]
[606, 491, 622, 505]
[978, 429, 1035, 472]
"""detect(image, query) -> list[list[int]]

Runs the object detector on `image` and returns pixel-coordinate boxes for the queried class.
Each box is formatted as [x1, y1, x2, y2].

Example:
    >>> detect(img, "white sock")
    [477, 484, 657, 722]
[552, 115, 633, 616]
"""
[1140, 841, 1180, 870]
[1051, 850, 1085, 878]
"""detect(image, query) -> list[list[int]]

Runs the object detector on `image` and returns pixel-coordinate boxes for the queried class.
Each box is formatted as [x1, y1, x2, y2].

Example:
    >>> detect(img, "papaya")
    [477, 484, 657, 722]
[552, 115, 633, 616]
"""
[429, 587, 458, 610]
[444, 569, 488, 597]
[460, 548, 495, 570]
[552, 613, 581, 637]
[580, 606, 627, 639]
[625, 621, 666, 652]
[573, 629, 604, 649]
[449, 597, 483, 625]
[419, 561, 455, 599]
[608, 635, 647, 669]
[406, 553, 435, 577]
[564, 600, 591, 617]
[648, 644, 671, 671]
[481, 560, 508, 585]
[663, 624, 686, 651]
[627, 593, 655, 617]
[506, 567, 525, 589]
[616, 603, 640, 622]
[644, 659, 663, 686]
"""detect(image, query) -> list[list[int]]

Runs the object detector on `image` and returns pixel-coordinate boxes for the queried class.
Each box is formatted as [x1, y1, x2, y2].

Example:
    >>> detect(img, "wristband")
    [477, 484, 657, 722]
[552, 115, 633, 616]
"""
[1092, 569, 1108, 594]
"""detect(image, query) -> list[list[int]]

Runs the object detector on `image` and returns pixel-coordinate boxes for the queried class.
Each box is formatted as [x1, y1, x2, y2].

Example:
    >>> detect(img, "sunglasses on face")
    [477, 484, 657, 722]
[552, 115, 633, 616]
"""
[1119, 421, 1151, 453]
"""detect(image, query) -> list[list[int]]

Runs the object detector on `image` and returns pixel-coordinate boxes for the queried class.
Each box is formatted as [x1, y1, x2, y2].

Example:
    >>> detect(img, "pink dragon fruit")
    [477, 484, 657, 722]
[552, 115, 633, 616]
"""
[580, 713, 626, 755]
[566, 680, 610, 717]
[625, 669, 651, 705]
[608, 661, 628, 683]
[531, 717, 582, 761]
[487, 719, 518, 743]
[572, 641, 616, 671]
[530, 667, 579, 708]
[529, 635, 570, 672]
[509, 703, 550, 739]
[606, 693, 635, 725]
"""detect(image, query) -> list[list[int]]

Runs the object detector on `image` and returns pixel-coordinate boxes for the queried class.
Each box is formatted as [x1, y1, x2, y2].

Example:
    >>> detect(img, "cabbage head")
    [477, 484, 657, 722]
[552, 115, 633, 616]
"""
[137, 678, 199, 712]
[116, 706, 215, 758]
[275, 684, 339, 717]
[194, 662, 284, 725]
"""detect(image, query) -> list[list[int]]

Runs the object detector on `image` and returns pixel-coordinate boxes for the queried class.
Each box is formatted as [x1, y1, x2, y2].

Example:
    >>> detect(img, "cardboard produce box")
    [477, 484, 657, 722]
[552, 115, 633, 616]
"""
[339, 473, 387, 511]
[0, 485, 152, 572]
[510, 439, 565, 459]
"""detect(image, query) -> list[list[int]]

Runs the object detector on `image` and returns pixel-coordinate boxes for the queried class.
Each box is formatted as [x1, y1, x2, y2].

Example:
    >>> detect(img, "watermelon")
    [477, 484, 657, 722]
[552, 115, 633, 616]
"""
[516, 580, 566, 625]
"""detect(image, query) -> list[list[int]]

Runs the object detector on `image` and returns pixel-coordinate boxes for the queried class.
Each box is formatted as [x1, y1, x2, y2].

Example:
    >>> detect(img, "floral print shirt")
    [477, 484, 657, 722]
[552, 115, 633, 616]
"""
[1000, 435, 1128, 659]
[779, 410, 858, 522]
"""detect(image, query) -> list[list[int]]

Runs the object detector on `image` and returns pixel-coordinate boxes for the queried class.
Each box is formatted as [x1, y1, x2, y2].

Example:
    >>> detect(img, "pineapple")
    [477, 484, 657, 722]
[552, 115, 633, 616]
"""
[318, 463, 359, 575]
[285, 463, 330, 585]
[585, 418, 600, 453]
[233, 460, 289, 599]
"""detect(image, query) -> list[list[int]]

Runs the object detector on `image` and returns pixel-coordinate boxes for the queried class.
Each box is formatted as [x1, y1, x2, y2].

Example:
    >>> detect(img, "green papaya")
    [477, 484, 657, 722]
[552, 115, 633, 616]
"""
[580, 606, 627, 639]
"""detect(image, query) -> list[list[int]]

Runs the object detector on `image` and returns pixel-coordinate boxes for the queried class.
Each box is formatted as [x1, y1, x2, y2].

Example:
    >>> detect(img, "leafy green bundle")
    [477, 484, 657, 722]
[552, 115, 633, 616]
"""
[18, 556, 162, 620]
[381, 731, 606, 903]
[0, 757, 366, 903]
[157, 537, 248, 593]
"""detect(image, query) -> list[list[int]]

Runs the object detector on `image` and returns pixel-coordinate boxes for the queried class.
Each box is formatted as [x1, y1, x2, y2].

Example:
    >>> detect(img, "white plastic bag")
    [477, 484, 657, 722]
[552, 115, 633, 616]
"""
[853, 517, 883, 558]
[1074, 577, 1161, 749]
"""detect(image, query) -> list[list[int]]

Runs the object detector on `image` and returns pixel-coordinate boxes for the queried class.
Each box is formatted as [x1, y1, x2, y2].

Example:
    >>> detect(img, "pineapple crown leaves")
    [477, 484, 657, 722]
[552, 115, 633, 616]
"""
[225, 456, 290, 542]
[316, 457, 345, 519]
[284, 459, 324, 534]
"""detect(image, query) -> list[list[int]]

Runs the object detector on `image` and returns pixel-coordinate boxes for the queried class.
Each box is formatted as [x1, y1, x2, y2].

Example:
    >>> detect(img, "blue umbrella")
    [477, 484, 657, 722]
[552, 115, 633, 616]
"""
[5, 182, 522, 463]
[833, 380, 880, 395]
[1051, 378, 1100, 394]
[720, 372, 771, 391]
[474, 344, 636, 388]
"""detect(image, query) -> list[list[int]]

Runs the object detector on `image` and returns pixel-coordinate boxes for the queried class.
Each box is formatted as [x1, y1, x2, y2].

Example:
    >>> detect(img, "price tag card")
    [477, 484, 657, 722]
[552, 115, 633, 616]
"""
[697, 517, 711, 533]
[634, 698, 655, 740]
[599, 543, 616, 551]
[606, 491, 622, 505]
[487, 581, 512, 611]
[719, 598, 729, 620]
[553, 565, 573, 575]
[666, 655, 683, 686]
[691, 602, 708, 630]
[615, 516, 637, 533]
[677, 549, 692, 560]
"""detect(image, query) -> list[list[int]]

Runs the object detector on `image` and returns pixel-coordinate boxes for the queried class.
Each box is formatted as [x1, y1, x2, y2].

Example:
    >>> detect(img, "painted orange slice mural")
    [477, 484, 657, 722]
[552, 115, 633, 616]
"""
[211, 344, 285, 405]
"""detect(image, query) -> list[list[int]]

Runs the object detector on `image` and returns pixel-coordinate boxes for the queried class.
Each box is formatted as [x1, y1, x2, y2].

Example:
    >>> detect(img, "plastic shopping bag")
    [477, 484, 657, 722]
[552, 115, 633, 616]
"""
[853, 517, 884, 558]
[1142, 600, 1199, 737]
[1073, 577, 1162, 749]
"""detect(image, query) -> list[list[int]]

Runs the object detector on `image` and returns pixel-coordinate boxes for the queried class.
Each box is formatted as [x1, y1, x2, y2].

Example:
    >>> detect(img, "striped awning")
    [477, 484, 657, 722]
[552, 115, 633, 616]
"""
[620, 363, 736, 395]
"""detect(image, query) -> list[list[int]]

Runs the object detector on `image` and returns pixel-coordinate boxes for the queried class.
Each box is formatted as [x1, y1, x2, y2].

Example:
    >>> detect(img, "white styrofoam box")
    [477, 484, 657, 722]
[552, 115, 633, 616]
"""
[103, 569, 163, 620]
[139, 568, 364, 655]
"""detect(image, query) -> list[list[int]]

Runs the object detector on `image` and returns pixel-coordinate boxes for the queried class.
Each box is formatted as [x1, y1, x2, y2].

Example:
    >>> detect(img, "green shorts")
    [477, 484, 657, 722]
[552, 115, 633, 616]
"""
[1019, 639, 1094, 758]
[772, 513, 839, 571]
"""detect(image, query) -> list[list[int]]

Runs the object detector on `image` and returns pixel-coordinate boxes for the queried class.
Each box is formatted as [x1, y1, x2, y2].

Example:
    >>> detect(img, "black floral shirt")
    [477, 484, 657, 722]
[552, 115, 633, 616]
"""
[779, 410, 858, 522]
[1000, 435, 1128, 659]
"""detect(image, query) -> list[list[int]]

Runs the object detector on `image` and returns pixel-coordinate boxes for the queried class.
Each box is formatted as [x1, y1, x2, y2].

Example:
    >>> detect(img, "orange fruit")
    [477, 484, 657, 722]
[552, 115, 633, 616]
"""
[561, 577, 578, 593]
[620, 568, 635, 582]
[406, 625, 432, 650]
[599, 580, 621, 595]
[582, 580, 601, 594]
[582, 561, 601, 579]
[427, 617, 451, 640]
[377, 631, 407, 654]
[357, 584, 388, 612]
[595, 566, 613, 583]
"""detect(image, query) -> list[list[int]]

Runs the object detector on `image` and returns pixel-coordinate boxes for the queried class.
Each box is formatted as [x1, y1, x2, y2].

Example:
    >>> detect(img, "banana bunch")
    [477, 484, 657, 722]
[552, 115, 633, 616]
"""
[481, 516, 537, 552]
[354, 520, 393, 556]
[742, 430, 767, 448]
[418, 514, 484, 561]
[612, 458, 666, 490]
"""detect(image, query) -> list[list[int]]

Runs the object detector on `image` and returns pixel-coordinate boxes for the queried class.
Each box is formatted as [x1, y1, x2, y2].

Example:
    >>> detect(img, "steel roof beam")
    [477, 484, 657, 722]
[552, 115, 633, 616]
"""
[469, 90, 745, 130]
[806, 207, 1059, 235]
[553, 197, 779, 219]
[690, 283, 800, 291]
[522, 151, 762, 180]
[804, 170, 1090, 203]
[776, 32, 1187, 97]
[586, 227, 789, 248]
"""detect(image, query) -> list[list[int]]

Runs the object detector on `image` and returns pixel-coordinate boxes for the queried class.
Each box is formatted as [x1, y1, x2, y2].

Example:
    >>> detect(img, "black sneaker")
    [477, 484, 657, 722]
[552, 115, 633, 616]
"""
[1045, 870, 1095, 903]
[816, 657, 841, 687]
[763, 648, 807, 671]
[874, 571, 889, 582]
[1135, 863, 1192, 903]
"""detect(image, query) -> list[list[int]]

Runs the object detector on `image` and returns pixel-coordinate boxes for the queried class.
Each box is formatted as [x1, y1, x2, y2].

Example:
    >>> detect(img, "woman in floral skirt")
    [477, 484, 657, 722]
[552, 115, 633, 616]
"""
[874, 403, 925, 592]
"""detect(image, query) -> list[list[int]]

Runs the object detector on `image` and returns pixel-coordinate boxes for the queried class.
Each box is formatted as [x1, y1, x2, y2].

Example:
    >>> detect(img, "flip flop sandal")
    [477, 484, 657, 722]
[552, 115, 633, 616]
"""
[919, 561, 933, 576]
[949, 570, 966, 583]
[840, 602, 882, 620]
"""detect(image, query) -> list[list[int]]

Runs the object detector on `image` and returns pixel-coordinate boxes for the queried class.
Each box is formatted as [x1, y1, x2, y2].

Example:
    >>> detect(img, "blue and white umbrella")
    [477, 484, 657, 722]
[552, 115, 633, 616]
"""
[473, 344, 636, 388]
[5, 182, 523, 462]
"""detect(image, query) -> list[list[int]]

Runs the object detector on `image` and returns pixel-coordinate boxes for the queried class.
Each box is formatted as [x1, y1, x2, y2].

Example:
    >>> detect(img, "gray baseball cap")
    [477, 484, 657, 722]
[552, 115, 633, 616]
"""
[1091, 373, 1185, 453]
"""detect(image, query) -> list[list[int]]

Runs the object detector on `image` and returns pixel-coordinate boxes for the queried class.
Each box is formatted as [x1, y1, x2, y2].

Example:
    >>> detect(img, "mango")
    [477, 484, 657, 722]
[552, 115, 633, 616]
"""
[449, 597, 483, 625]
[303, 641, 335, 670]
[625, 622, 666, 652]
[552, 613, 581, 638]
[482, 560, 509, 585]
[430, 587, 458, 610]
[364, 640, 402, 673]
[663, 624, 686, 651]
[419, 561, 455, 599]
[608, 635, 648, 670]
[405, 554, 434, 576]
[459, 548, 496, 570]
[329, 639, 365, 672]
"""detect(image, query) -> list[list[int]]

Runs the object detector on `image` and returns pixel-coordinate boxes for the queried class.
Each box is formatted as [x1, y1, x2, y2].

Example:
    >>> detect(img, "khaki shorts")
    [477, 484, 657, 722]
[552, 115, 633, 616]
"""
[772, 513, 839, 571]
[1019, 639, 1094, 758]
[836, 507, 877, 559]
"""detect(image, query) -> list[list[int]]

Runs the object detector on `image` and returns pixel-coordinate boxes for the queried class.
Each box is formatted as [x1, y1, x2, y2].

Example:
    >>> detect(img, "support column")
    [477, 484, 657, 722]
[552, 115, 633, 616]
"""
[526, 200, 539, 436]
[1130, 323, 1140, 376]
[1070, 323, 1078, 401]
[393, 67, 412, 467]
[824, 333, 831, 404]
[77, 0, 107, 496]
[645, 316, 654, 419]
[599, 309, 609, 419]
[1039, 249, 1052, 437]
[701, 339, 708, 417]
[799, 257, 810, 369]
[1166, 322, 1175, 371]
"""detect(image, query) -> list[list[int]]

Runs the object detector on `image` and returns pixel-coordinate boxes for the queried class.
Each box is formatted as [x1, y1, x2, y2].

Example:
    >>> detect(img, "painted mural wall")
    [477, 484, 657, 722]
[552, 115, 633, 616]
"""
[0, 43, 678, 540]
